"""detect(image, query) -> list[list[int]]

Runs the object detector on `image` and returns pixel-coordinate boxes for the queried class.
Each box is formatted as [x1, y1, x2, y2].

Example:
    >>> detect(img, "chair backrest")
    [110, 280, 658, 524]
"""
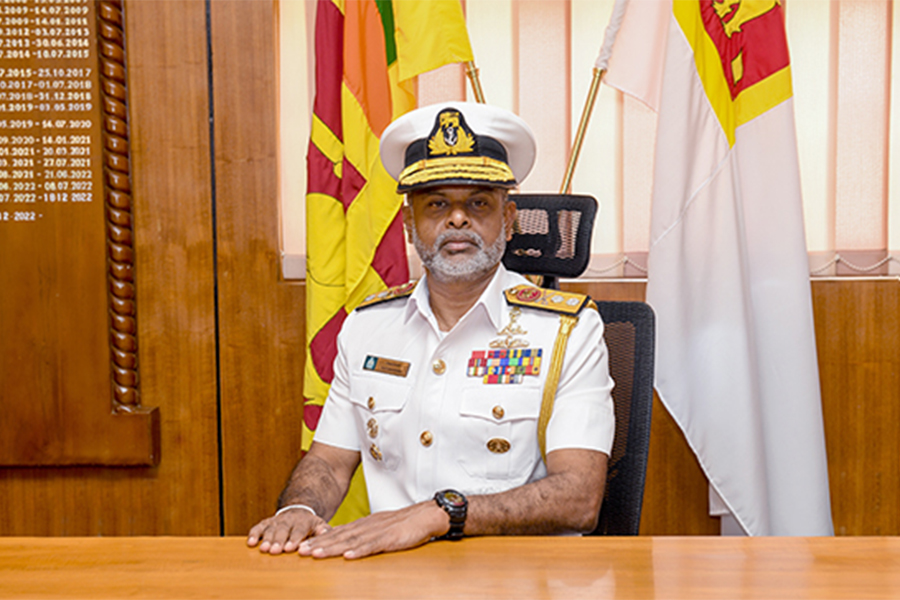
[589, 301, 655, 536]
[502, 193, 597, 289]
[502, 193, 654, 535]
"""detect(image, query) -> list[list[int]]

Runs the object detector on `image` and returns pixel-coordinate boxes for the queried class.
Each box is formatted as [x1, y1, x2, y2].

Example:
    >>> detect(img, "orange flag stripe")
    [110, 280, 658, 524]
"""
[343, 0, 393, 137]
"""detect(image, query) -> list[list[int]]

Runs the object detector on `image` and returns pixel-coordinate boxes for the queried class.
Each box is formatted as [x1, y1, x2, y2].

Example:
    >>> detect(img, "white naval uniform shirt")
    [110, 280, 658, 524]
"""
[314, 265, 616, 514]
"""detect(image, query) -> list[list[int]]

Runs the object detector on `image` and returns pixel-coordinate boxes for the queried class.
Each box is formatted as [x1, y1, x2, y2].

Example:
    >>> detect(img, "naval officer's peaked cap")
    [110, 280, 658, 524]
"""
[380, 102, 537, 193]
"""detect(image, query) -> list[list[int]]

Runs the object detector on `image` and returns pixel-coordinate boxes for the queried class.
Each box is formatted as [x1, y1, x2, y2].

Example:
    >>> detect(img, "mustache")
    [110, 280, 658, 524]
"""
[433, 229, 484, 250]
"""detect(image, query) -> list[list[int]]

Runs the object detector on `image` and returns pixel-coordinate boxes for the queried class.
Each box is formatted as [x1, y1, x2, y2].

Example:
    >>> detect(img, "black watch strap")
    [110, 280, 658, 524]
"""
[433, 489, 467, 541]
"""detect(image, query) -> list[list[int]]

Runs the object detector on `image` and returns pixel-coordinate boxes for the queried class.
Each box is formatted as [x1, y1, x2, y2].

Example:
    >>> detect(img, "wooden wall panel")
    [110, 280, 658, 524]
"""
[0, 1, 159, 467]
[813, 279, 900, 535]
[210, 1, 307, 536]
[0, 0, 219, 535]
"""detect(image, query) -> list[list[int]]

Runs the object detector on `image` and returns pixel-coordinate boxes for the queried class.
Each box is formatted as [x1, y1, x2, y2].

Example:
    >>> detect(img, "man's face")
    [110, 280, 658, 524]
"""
[403, 185, 517, 283]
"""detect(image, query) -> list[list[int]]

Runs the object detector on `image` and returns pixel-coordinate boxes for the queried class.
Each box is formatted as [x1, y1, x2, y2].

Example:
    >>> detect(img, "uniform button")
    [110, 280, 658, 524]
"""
[487, 438, 511, 454]
[367, 418, 379, 438]
[420, 430, 433, 447]
[492, 405, 505, 420]
[367, 397, 375, 410]
[369, 444, 383, 461]
[432, 359, 446, 375]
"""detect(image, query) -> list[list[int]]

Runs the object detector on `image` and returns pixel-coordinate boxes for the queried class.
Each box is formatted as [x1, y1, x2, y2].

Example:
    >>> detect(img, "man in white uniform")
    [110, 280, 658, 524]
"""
[248, 102, 615, 559]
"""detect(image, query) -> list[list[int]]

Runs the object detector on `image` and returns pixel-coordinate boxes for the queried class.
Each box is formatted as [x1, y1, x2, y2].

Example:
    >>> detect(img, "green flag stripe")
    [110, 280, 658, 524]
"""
[375, 0, 397, 67]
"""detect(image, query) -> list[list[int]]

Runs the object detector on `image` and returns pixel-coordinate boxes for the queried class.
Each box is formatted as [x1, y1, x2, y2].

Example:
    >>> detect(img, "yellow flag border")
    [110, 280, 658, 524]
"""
[673, 1, 793, 147]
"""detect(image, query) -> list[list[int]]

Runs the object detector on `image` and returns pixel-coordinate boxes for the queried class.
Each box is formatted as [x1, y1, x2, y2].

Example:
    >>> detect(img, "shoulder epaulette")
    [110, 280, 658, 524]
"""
[504, 284, 593, 316]
[356, 281, 417, 310]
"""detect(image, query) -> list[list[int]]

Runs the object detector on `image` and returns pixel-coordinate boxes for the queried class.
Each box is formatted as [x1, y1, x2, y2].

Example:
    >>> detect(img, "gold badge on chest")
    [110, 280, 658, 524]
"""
[490, 306, 529, 349]
[467, 307, 542, 385]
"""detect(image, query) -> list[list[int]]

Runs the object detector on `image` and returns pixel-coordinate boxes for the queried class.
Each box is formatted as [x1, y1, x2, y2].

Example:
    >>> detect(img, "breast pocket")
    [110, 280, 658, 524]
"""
[457, 385, 542, 481]
[349, 375, 412, 472]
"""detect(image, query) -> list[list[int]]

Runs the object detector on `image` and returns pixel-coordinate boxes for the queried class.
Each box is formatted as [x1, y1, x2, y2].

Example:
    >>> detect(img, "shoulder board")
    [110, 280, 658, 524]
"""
[356, 281, 417, 310]
[504, 284, 593, 315]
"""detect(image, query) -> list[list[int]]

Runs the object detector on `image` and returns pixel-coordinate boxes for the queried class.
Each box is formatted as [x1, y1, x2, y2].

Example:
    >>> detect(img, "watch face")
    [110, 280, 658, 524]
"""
[442, 491, 466, 507]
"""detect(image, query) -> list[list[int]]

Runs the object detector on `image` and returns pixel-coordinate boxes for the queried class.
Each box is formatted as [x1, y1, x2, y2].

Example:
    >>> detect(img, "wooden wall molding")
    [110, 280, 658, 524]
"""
[99, 0, 142, 412]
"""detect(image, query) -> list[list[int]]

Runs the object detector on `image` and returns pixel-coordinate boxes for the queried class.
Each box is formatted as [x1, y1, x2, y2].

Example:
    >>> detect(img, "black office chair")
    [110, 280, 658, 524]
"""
[503, 193, 597, 290]
[590, 300, 654, 535]
[503, 193, 655, 536]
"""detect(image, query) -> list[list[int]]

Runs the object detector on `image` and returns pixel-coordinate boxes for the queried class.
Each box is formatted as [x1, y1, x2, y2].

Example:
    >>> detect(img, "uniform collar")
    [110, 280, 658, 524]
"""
[404, 264, 525, 332]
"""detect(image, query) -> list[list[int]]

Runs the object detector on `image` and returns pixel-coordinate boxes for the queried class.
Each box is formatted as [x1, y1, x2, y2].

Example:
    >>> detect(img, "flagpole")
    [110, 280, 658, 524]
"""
[559, 0, 626, 193]
[465, 61, 487, 104]
[560, 67, 605, 194]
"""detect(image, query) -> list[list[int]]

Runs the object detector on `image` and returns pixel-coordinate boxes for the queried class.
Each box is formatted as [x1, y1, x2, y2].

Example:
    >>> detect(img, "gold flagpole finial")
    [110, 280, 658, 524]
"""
[465, 61, 487, 104]
[560, 67, 605, 194]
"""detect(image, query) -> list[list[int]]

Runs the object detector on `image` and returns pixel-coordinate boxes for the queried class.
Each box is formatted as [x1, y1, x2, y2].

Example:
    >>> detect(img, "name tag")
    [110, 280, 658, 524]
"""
[363, 355, 410, 378]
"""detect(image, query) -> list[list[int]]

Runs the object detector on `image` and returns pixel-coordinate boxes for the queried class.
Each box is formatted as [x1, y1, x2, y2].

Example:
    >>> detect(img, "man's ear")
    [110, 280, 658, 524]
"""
[504, 196, 517, 242]
[401, 202, 413, 243]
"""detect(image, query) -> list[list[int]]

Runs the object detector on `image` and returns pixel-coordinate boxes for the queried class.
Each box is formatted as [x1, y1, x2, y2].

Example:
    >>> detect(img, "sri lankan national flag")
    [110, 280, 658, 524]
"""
[303, 0, 473, 523]
[605, 0, 832, 535]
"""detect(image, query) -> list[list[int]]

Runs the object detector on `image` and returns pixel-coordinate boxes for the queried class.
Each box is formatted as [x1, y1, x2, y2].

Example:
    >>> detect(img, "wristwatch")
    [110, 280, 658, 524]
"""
[433, 489, 468, 541]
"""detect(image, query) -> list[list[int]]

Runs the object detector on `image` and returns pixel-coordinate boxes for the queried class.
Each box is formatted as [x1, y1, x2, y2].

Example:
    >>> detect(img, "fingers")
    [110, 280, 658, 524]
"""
[285, 521, 330, 553]
[251, 502, 444, 560]
[261, 521, 291, 555]
[304, 520, 411, 560]
[300, 523, 372, 559]
[300, 502, 442, 560]
[313, 521, 331, 536]
[246, 521, 267, 547]
[246, 512, 324, 555]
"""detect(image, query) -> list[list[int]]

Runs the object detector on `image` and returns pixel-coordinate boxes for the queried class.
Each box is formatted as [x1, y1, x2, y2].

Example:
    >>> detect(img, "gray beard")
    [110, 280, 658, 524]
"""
[412, 225, 506, 284]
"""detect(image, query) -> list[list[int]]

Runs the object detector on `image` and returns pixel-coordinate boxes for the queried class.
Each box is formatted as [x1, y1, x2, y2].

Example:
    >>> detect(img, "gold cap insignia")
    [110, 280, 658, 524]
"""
[428, 110, 475, 157]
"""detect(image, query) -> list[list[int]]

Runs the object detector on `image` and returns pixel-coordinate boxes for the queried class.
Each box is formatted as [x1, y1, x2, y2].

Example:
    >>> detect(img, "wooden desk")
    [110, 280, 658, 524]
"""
[1, 536, 899, 599]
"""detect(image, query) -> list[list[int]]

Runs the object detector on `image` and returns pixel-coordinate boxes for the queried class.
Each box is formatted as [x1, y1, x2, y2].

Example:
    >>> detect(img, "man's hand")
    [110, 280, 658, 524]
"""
[247, 508, 331, 555]
[298, 500, 449, 560]
[247, 441, 361, 555]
